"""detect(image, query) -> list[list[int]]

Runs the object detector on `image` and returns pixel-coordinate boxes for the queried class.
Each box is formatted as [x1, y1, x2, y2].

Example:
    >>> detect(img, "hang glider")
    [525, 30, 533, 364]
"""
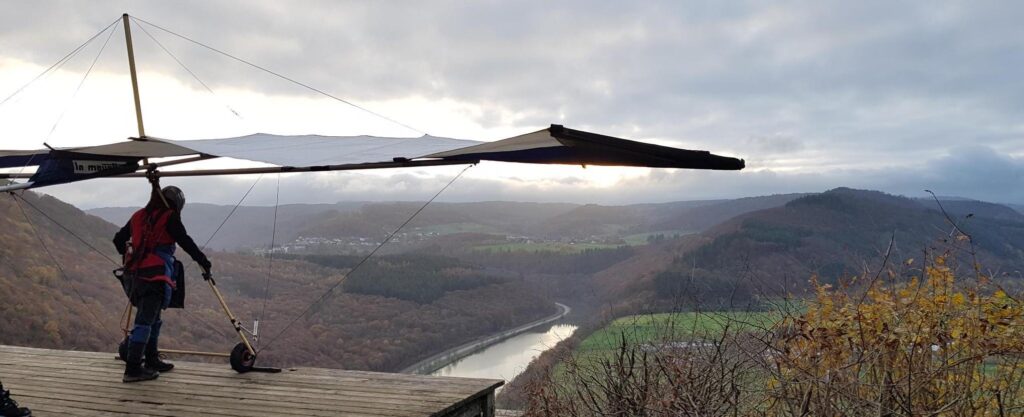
[0, 14, 745, 194]
[0, 125, 744, 192]
[0, 13, 750, 374]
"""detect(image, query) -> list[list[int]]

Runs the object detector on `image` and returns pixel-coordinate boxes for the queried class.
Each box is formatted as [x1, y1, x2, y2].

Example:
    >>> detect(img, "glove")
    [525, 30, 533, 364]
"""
[198, 256, 212, 273]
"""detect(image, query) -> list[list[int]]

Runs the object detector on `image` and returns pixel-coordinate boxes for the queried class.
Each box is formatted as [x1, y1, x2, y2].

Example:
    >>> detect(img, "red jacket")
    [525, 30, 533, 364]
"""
[124, 208, 177, 286]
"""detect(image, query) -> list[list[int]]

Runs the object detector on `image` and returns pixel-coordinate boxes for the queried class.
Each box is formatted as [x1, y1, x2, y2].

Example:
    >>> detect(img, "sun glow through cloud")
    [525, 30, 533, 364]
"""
[2, 2, 1023, 207]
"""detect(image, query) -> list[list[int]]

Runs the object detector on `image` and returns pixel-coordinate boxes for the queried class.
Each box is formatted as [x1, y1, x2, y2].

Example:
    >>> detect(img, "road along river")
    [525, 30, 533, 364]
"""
[430, 322, 577, 382]
[402, 303, 577, 384]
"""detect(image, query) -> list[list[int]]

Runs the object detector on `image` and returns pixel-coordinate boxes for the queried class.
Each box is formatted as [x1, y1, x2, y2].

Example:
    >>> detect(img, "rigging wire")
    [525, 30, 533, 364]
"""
[12, 172, 265, 341]
[0, 17, 121, 110]
[9, 193, 120, 266]
[9, 193, 120, 340]
[200, 175, 263, 249]
[1, 14, 465, 352]
[132, 20, 243, 119]
[176, 174, 267, 340]
[15, 189, 230, 350]
[11, 190, 233, 339]
[258, 164, 473, 353]
[257, 173, 281, 331]
[129, 16, 425, 136]
[5, 18, 121, 186]
[45, 23, 119, 141]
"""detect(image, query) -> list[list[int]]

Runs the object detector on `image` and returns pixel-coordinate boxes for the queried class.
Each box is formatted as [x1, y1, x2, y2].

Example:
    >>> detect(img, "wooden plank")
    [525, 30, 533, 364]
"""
[18, 400, 166, 417]
[0, 345, 501, 389]
[0, 345, 503, 417]
[11, 388, 245, 417]
[1, 372, 458, 417]
[0, 348, 498, 392]
[0, 359, 481, 398]
[0, 366, 472, 409]
[441, 396, 483, 417]
[7, 382, 407, 417]
[0, 359, 488, 402]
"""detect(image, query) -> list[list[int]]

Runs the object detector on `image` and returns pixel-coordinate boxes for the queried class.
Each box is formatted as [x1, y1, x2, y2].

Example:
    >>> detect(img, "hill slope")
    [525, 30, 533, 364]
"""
[649, 188, 1024, 306]
[89, 196, 802, 252]
[2, 191, 554, 371]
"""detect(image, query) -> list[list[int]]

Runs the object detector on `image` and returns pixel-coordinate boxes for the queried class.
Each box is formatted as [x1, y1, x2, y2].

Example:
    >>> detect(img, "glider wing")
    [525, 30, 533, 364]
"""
[0, 125, 744, 192]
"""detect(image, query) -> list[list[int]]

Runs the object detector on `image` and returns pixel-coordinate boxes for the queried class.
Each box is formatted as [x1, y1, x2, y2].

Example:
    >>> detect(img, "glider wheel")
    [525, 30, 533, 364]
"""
[230, 342, 256, 373]
[117, 338, 129, 362]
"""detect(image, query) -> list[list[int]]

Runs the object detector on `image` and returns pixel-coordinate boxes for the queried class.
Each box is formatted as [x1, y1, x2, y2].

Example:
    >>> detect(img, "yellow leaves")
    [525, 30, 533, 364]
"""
[950, 326, 964, 341]
[770, 254, 1024, 415]
[952, 293, 966, 306]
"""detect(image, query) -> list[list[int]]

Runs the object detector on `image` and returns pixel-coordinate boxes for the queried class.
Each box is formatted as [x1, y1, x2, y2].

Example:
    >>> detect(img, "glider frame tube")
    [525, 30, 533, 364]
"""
[128, 273, 278, 372]
[126, 158, 479, 178]
[0, 159, 476, 190]
[0, 182, 34, 192]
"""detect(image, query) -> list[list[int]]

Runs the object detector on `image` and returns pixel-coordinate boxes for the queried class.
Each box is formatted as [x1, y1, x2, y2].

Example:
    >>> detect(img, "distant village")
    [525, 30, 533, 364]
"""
[249, 230, 640, 255]
[252, 234, 414, 255]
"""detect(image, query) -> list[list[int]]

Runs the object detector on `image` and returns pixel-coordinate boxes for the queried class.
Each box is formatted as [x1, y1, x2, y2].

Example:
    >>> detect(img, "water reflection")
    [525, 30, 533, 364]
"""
[431, 323, 578, 383]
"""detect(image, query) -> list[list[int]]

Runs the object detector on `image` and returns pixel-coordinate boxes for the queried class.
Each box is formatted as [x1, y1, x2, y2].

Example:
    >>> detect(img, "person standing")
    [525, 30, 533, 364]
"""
[113, 177, 212, 383]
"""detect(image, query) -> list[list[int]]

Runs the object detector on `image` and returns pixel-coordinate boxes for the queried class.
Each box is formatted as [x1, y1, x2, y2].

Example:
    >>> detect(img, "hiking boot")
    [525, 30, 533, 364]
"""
[0, 388, 31, 417]
[145, 355, 174, 373]
[124, 340, 159, 383]
[143, 322, 173, 373]
[123, 363, 160, 383]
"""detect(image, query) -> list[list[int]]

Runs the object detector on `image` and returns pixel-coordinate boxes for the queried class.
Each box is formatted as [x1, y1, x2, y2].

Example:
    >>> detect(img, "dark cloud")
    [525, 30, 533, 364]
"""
[4, 1, 1023, 206]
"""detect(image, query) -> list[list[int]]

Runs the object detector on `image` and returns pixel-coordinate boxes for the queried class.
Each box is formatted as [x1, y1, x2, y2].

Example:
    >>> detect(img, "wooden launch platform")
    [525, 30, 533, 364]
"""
[0, 345, 503, 416]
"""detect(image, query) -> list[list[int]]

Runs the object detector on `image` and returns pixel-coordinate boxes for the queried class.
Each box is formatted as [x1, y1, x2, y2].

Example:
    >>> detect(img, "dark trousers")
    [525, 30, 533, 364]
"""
[128, 280, 167, 363]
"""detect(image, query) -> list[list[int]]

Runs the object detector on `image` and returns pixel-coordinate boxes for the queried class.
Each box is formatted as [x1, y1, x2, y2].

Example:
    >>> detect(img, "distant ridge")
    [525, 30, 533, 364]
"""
[88, 196, 804, 251]
[642, 187, 1024, 307]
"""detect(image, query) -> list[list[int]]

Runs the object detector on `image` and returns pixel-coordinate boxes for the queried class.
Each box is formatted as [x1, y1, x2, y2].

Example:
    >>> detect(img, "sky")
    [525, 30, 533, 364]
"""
[1, 1, 1022, 208]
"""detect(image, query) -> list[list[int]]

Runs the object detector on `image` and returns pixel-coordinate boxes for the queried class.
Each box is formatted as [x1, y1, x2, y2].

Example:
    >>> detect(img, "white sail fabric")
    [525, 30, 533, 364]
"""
[166, 133, 482, 167]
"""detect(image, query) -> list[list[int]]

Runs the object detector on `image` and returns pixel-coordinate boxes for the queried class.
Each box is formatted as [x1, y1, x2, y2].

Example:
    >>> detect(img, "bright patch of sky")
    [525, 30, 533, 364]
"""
[1, 1, 1023, 207]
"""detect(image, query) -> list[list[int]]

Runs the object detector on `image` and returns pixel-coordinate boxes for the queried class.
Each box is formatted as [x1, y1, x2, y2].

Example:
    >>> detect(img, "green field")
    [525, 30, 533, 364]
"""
[551, 311, 782, 383]
[410, 222, 500, 235]
[577, 311, 781, 353]
[621, 230, 695, 245]
[472, 241, 621, 253]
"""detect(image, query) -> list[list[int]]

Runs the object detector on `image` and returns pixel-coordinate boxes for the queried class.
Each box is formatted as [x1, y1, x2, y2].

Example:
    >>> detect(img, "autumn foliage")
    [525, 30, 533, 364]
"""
[0, 191, 555, 372]
[769, 255, 1024, 416]
[526, 251, 1024, 416]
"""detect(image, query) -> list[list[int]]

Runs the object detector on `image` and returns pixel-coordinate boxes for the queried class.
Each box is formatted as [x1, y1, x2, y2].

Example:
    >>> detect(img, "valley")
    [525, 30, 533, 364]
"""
[5, 187, 1024, 408]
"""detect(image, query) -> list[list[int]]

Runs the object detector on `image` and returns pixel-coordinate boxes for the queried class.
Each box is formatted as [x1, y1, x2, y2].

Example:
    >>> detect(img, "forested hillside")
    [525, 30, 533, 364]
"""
[651, 188, 1024, 306]
[88, 196, 800, 252]
[0, 191, 554, 371]
[500, 189, 1024, 408]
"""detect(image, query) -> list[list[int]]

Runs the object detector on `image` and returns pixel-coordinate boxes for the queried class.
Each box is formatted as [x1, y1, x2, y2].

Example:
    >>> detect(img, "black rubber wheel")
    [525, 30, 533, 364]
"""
[117, 338, 129, 362]
[230, 342, 256, 373]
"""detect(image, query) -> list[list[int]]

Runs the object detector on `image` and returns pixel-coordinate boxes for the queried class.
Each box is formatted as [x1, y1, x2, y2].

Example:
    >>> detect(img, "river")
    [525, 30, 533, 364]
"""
[429, 321, 578, 384]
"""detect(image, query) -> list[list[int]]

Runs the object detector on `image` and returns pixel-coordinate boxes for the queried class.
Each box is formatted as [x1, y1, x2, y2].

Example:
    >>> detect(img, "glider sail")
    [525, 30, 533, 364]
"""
[0, 125, 743, 192]
[0, 15, 745, 193]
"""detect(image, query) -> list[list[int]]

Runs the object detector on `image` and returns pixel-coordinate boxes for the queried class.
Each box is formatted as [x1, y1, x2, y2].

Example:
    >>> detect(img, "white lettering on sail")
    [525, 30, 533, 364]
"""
[72, 160, 128, 174]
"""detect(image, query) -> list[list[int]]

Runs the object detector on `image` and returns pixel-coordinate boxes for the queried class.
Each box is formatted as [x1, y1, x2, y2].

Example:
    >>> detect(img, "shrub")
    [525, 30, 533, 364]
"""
[768, 255, 1024, 416]
[525, 249, 1024, 416]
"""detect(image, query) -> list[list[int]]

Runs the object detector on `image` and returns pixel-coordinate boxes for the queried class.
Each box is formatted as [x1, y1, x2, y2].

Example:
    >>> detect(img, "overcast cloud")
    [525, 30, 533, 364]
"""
[1, 1, 1022, 207]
